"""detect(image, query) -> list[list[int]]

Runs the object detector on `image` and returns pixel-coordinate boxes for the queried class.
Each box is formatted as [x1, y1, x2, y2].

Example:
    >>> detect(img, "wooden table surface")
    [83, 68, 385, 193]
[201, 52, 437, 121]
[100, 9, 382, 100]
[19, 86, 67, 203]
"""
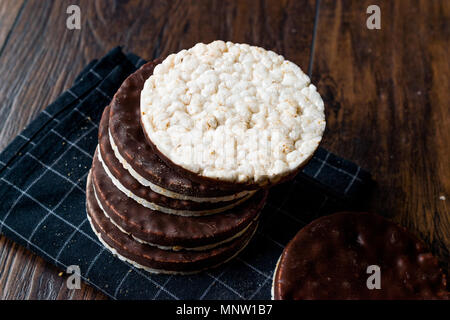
[0, 0, 448, 300]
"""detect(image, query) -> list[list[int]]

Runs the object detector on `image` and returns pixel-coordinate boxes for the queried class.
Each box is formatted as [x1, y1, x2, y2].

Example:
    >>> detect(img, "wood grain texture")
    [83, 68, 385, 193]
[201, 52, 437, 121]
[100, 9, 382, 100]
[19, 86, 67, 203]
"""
[0, 0, 316, 299]
[312, 0, 449, 271]
[0, 0, 25, 51]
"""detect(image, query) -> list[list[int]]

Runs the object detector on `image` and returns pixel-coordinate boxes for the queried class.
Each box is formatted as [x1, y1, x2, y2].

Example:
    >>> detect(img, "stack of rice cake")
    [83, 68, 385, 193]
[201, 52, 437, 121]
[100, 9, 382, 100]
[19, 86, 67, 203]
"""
[86, 41, 326, 274]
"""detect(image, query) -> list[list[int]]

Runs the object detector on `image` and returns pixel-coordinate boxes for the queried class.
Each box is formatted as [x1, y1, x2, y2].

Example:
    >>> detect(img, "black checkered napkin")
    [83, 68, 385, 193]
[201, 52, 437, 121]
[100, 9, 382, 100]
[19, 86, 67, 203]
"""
[0, 48, 372, 300]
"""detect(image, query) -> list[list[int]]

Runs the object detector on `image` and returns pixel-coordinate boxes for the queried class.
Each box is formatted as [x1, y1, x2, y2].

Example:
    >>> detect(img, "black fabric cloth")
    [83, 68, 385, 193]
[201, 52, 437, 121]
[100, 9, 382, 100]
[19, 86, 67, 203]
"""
[0, 48, 372, 300]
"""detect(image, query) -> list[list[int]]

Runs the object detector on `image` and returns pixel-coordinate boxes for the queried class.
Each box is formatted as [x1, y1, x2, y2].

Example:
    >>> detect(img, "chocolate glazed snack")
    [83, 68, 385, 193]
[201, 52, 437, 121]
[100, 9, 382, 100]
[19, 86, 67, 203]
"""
[140, 41, 326, 189]
[86, 173, 258, 274]
[272, 212, 449, 300]
[92, 146, 267, 247]
[86, 41, 325, 276]
[91, 148, 267, 249]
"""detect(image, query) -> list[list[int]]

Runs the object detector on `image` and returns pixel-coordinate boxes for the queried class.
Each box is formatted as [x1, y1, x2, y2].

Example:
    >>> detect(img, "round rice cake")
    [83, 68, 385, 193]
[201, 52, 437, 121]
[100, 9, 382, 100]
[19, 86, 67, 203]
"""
[91, 148, 267, 249]
[140, 41, 326, 187]
[109, 60, 253, 201]
[99, 105, 253, 216]
[86, 172, 258, 274]
[272, 212, 449, 300]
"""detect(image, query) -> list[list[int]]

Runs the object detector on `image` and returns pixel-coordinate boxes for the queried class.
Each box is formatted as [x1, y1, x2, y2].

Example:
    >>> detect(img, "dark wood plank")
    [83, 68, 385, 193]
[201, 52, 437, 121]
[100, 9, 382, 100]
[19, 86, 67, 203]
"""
[312, 0, 449, 270]
[0, 0, 317, 299]
[0, 0, 25, 51]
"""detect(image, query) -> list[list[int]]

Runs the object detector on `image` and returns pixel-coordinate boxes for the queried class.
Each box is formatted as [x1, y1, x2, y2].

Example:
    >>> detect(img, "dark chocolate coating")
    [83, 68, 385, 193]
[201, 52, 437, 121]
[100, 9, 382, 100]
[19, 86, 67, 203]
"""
[91, 149, 267, 247]
[99, 105, 243, 212]
[86, 174, 257, 273]
[109, 61, 253, 196]
[274, 212, 449, 300]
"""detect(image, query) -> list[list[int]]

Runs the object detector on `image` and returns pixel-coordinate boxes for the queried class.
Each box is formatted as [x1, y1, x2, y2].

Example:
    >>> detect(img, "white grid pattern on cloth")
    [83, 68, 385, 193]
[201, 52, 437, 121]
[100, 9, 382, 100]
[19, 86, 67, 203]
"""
[0, 177, 102, 247]
[54, 218, 88, 261]
[345, 166, 361, 194]
[152, 276, 173, 299]
[248, 276, 272, 300]
[74, 109, 99, 129]
[95, 87, 113, 101]
[0, 104, 112, 299]
[26, 170, 89, 244]
[113, 269, 132, 299]
[0, 124, 95, 235]
[0, 221, 116, 299]
[12, 88, 101, 158]
[19, 134, 37, 146]
[124, 264, 180, 300]
[50, 129, 94, 159]
[42, 109, 61, 123]
[84, 247, 107, 278]
[198, 270, 227, 300]
[205, 272, 245, 299]
[90, 68, 103, 81]
[313, 150, 330, 178]
[236, 257, 271, 279]
[1, 173, 182, 300]
[315, 154, 363, 184]
[27, 153, 87, 193]
[65, 89, 101, 129]
[0, 172, 145, 300]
